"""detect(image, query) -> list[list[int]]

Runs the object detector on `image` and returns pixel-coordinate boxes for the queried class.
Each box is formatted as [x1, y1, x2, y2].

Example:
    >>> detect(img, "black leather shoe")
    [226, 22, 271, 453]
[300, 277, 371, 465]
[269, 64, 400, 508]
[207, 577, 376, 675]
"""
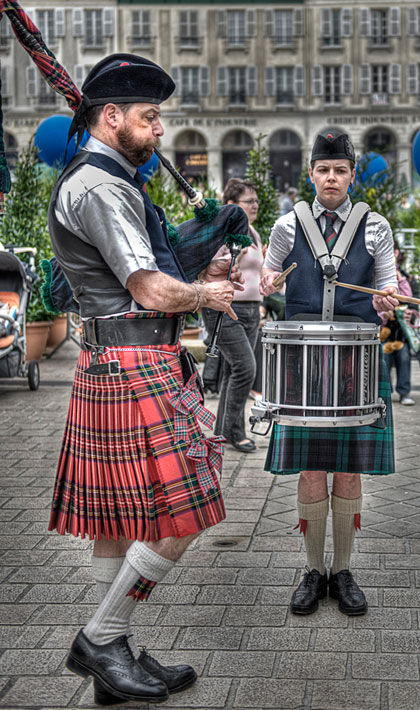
[290, 568, 328, 614]
[329, 569, 368, 616]
[94, 649, 197, 706]
[66, 630, 169, 704]
[227, 438, 256, 453]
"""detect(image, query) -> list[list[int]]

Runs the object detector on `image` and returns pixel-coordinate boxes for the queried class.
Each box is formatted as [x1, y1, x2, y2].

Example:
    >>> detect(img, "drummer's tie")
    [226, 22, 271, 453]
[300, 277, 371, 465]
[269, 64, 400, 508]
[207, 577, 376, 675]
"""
[323, 211, 338, 251]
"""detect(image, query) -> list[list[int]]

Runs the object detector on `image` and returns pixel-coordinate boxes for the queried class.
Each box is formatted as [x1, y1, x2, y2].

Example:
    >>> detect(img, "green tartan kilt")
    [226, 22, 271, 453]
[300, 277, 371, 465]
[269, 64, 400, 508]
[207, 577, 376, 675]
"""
[264, 354, 394, 476]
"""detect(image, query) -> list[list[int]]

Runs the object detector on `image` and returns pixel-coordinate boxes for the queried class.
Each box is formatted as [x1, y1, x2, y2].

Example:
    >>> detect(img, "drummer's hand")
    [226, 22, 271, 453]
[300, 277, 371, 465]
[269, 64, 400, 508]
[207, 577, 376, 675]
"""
[372, 286, 399, 313]
[201, 281, 238, 320]
[260, 269, 281, 296]
[199, 259, 245, 291]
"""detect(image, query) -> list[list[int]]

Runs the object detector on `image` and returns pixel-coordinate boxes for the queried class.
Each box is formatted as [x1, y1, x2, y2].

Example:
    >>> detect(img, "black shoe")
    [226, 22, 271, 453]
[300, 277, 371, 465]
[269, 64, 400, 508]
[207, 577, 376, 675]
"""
[227, 438, 256, 453]
[290, 568, 328, 615]
[66, 630, 169, 704]
[329, 569, 368, 616]
[94, 649, 197, 706]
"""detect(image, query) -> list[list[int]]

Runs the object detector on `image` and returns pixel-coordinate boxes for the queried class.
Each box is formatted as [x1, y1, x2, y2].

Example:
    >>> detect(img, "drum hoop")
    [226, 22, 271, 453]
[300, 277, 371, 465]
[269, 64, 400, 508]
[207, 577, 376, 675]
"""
[261, 337, 379, 346]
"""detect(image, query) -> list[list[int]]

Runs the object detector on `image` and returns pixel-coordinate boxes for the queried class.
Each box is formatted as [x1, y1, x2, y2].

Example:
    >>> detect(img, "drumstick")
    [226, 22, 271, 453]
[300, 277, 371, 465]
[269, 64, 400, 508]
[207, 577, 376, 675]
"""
[273, 262, 297, 287]
[333, 281, 420, 306]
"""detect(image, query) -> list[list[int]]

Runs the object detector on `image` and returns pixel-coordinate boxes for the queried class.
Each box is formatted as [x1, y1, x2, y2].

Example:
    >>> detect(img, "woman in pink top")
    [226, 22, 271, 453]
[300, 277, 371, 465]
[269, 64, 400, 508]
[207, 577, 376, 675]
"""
[202, 178, 264, 452]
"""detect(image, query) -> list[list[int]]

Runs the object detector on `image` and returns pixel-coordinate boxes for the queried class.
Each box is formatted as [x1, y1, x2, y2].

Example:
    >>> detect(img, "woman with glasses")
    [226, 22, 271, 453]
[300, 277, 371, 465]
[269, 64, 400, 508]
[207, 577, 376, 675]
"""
[202, 178, 264, 452]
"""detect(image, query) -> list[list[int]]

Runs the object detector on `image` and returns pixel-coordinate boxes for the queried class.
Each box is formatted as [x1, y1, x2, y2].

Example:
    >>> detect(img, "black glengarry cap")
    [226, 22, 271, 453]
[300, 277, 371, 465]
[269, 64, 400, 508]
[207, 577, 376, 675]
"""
[311, 128, 355, 162]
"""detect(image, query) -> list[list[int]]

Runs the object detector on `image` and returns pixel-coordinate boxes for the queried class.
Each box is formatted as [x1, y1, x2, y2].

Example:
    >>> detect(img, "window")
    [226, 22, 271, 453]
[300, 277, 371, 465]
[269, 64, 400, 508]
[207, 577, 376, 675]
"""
[179, 10, 199, 48]
[38, 80, 56, 106]
[0, 15, 12, 46]
[324, 66, 341, 104]
[275, 67, 294, 104]
[227, 10, 246, 47]
[371, 9, 388, 46]
[85, 10, 103, 47]
[322, 10, 341, 47]
[132, 10, 151, 48]
[372, 65, 388, 93]
[228, 67, 246, 104]
[274, 10, 294, 47]
[36, 10, 56, 45]
[181, 68, 199, 104]
[408, 7, 420, 36]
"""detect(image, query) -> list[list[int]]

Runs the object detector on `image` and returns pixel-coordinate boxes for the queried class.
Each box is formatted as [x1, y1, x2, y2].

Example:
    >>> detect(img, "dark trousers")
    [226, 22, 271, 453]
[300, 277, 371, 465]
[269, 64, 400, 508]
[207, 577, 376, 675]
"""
[202, 302, 260, 442]
[384, 342, 411, 397]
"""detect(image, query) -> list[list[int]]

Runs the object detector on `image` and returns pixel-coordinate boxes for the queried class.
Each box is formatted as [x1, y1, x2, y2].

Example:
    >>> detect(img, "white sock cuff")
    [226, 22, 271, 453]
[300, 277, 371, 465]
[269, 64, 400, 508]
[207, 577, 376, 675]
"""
[331, 494, 362, 515]
[91, 555, 125, 584]
[297, 497, 329, 521]
[126, 541, 175, 582]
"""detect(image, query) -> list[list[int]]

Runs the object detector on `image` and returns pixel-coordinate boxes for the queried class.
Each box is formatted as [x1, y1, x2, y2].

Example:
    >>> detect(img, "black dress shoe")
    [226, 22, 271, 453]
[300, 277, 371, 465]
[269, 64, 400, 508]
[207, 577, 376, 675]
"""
[66, 630, 169, 704]
[94, 649, 197, 706]
[329, 569, 368, 616]
[290, 568, 328, 615]
[227, 438, 256, 453]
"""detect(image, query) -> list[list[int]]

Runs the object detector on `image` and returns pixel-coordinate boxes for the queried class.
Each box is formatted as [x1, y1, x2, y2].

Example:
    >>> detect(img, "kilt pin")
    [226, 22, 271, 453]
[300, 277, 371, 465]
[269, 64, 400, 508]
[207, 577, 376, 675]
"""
[48, 336, 226, 543]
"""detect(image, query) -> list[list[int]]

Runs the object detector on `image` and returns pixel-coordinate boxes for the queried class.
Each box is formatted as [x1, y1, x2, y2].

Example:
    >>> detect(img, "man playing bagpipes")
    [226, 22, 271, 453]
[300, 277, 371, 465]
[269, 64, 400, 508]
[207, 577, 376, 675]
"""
[44, 54, 251, 706]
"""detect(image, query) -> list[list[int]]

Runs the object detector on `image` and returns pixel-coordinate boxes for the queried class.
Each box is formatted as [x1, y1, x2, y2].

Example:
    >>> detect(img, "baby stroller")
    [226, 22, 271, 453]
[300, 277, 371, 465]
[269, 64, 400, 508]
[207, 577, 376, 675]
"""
[0, 245, 40, 390]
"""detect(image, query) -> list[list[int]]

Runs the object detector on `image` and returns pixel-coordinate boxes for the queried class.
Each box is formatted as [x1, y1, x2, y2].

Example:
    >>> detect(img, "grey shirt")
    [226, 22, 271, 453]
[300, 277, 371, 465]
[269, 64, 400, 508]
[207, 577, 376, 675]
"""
[265, 196, 397, 291]
[55, 136, 158, 291]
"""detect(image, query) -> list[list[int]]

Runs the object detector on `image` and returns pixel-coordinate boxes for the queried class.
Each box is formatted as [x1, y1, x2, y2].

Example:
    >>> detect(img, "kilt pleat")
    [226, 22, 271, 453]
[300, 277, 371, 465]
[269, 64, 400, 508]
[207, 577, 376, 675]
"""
[264, 354, 395, 476]
[48, 334, 226, 541]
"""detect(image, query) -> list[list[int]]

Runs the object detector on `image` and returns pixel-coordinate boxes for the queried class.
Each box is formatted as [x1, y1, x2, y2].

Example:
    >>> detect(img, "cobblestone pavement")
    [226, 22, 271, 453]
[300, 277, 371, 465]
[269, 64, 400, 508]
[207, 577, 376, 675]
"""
[0, 340, 419, 710]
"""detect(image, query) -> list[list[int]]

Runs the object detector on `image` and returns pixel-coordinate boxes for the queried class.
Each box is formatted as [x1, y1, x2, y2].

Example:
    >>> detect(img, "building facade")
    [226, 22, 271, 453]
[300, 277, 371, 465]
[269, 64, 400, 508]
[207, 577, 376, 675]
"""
[1, 0, 420, 192]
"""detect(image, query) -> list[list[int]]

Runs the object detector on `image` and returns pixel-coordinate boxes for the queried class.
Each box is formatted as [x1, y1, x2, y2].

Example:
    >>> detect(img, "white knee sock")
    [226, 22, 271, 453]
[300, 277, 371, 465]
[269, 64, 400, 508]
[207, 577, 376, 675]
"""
[91, 555, 125, 604]
[84, 542, 175, 645]
[331, 494, 362, 574]
[297, 497, 329, 574]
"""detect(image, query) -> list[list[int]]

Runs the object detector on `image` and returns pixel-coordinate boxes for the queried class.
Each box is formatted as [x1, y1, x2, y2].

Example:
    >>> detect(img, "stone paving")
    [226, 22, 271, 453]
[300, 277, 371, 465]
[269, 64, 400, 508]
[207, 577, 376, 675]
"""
[0, 339, 419, 710]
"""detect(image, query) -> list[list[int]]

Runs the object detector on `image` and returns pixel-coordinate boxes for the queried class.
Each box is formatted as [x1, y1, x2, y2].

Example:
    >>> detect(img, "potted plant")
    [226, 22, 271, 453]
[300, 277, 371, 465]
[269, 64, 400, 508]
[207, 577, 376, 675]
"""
[0, 143, 57, 360]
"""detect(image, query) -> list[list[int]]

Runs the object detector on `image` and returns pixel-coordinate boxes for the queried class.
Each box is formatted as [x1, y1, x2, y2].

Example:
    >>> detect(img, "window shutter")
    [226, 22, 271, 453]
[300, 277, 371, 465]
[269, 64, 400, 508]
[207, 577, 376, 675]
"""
[293, 8, 304, 37]
[264, 66, 275, 97]
[388, 7, 401, 37]
[246, 9, 256, 37]
[199, 66, 210, 97]
[341, 64, 353, 95]
[247, 66, 257, 97]
[408, 8, 420, 36]
[341, 8, 353, 38]
[132, 11, 140, 37]
[55, 9, 65, 37]
[321, 9, 332, 38]
[216, 11, 226, 38]
[389, 63, 401, 94]
[74, 64, 85, 88]
[359, 8, 371, 37]
[264, 10, 274, 37]
[312, 65, 323, 96]
[1, 66, 9, 96]
[72, 9, 83, 37]
[294, 65, 305, 96]
[169, 66, 180, 97]
[26, 66, 38, 97]
[407, 64, 419, 94]
[103, 8, 114, 37]
[0, 16, 12, 37]
[359, 63, 371, 94]
[216, 66, 227, 96]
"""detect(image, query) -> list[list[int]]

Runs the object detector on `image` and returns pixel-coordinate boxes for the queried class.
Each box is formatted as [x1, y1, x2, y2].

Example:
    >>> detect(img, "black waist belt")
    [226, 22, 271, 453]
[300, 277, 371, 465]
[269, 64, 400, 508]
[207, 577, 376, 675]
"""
[83, 316, 184, 347]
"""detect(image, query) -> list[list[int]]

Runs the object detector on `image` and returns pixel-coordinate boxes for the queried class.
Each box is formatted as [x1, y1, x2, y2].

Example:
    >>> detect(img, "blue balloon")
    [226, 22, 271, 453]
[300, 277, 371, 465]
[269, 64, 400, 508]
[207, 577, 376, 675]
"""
[412, 130, 420, 177]
[138, 152, 160, 183]
[34, 114, 89, 167]
[356, 152, 388, 185]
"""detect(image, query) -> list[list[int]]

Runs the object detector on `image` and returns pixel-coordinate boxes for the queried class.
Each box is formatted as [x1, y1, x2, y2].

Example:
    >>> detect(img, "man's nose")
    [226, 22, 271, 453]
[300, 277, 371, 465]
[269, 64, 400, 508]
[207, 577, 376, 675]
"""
[154, 120, 164, 137]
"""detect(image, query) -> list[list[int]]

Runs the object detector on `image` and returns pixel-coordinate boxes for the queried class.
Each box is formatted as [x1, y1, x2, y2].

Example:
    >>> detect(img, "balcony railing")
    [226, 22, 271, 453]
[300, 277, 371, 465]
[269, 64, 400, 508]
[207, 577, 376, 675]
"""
[371, 92, 388, 105]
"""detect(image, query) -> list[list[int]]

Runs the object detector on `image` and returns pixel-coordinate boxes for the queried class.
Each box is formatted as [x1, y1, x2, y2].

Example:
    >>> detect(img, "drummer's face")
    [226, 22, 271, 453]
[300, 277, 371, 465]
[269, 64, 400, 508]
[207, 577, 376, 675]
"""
[309, 159, 355, 210]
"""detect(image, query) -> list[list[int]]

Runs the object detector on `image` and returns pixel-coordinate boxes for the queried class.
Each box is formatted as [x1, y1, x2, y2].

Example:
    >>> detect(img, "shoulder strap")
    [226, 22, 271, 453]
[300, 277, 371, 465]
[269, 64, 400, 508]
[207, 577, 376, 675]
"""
[330, 202, 370, 268]
[293, 200, 328, 262]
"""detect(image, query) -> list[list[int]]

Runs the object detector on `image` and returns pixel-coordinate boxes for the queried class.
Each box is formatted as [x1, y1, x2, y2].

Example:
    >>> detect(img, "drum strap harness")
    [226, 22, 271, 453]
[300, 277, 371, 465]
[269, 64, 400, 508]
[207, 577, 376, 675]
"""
[294, 201, 370, 321]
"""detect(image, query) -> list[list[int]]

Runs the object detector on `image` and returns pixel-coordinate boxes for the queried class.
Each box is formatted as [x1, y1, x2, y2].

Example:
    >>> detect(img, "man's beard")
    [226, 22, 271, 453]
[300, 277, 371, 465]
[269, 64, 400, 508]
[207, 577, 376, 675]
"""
[116, 124, 155, 166]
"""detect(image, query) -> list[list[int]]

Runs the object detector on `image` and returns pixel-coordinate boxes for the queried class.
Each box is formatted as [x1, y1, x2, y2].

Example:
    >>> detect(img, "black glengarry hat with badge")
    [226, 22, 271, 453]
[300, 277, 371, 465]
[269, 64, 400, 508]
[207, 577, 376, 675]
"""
[311, 128, 355, 163]
[69, 53, 175, 147]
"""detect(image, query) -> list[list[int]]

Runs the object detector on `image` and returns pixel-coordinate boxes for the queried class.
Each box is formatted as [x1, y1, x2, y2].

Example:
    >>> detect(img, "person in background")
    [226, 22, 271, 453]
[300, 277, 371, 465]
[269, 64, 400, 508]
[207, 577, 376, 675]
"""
[280, 187, 298, 216]
[202, 178, 264, 452]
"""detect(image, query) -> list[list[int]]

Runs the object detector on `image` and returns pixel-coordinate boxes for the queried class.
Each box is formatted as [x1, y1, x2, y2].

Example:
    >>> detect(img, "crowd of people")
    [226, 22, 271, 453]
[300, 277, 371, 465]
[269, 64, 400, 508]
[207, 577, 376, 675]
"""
[45, 52, 419, 706]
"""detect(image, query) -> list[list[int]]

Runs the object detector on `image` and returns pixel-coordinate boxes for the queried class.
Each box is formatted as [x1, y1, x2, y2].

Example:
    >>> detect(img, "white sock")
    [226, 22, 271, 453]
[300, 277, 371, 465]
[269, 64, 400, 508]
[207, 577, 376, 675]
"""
[83, 542, 174, 645]
[91, 555, 125, 604]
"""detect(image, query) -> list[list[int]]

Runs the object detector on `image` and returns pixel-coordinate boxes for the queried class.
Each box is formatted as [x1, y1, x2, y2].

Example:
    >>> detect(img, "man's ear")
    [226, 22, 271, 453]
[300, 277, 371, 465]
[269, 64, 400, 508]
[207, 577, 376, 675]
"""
[103, 103, 120, 128]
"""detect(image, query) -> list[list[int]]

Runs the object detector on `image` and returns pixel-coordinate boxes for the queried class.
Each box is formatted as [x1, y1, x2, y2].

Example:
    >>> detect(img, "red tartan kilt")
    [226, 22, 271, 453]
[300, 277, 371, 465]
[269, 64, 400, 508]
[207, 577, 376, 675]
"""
[48, 344, 226, 541]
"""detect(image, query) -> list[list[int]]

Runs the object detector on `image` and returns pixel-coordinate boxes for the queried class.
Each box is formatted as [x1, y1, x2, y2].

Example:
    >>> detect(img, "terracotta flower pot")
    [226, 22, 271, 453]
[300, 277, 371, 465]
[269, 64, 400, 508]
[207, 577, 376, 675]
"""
[26, 321, 51, 362]
[182, 326, 202, 339]
[45, 314, 67, 352]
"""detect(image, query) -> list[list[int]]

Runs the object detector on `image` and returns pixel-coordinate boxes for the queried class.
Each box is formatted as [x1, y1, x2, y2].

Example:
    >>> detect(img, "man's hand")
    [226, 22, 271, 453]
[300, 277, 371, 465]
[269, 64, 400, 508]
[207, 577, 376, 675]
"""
[372, 286, 399, 313]
[260, 268, 282, 296]
[199, 258, 245, 291]
[201, 280, 238, 320]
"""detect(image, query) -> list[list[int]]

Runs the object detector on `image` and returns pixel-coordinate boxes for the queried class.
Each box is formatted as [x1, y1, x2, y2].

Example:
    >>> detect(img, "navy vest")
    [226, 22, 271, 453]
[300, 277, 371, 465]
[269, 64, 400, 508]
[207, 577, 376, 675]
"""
[283, 210, 380, 325]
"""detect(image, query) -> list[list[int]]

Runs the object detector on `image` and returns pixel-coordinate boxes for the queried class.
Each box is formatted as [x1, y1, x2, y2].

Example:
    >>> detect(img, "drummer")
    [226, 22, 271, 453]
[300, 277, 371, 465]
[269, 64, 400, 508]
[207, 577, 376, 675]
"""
[260, 129, 398, 617]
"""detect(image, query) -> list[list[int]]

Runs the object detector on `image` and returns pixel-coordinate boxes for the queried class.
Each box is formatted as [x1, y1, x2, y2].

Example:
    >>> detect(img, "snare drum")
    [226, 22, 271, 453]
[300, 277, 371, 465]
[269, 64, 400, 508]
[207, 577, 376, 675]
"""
[251, 321, 385, 427]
